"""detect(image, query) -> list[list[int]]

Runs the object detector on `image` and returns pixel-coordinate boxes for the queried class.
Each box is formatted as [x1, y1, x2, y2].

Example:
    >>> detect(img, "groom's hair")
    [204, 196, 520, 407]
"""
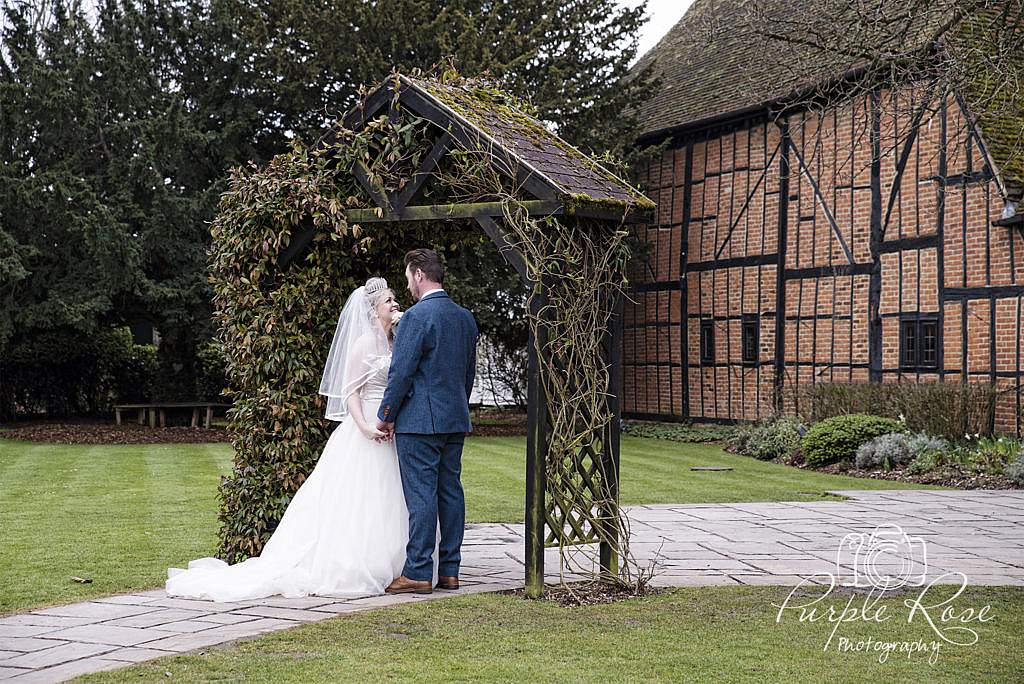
[405, 248, 444, 284]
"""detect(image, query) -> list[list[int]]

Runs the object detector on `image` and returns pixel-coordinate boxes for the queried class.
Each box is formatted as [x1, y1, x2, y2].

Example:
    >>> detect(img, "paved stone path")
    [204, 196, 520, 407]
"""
[1, 489, 1022, 682]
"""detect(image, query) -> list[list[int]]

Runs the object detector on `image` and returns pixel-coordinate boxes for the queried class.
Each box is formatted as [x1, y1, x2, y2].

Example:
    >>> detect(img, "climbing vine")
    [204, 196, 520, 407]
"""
[447, 143, 646, 586]
[209, 122, 473, 562]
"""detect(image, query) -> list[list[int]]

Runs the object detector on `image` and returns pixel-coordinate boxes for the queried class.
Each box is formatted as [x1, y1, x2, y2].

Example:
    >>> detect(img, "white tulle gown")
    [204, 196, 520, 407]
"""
[166, 353, 408, 602]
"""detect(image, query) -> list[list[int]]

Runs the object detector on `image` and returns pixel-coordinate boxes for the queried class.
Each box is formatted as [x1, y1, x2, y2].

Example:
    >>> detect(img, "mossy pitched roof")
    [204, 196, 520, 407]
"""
[404, 76, 651, 209]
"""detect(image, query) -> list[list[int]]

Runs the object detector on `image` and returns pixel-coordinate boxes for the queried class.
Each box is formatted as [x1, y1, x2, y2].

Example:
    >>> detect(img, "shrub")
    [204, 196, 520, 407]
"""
[729, 421, 761, 454]
[801, 414, 907, 466]
[794, 381, 998, 442]
[195, 340, 228, 402]
[728, 418, 804, 460]
[963, 435, 1022, 474]
[0, 326, 157, 419]
[623, 422, 738, 443]
[856, 432, 950, 470]
[906, 451, 941, 475]
[1005, 454, 1024, 485]
[855, 433, 913, 469]
[750, 418, 804, 460]
[908, 433, 953, 460]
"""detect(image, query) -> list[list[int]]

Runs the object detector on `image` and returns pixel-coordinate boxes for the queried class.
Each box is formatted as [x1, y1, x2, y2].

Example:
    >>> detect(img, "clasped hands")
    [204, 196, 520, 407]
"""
[370, 419, 395, 443]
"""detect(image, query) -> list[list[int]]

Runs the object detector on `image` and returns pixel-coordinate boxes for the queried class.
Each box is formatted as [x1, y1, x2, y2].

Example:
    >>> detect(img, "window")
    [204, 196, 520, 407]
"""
[700, 320, 715, 364]
[742, 314, 760, 364]
[900, 315, 939, 370]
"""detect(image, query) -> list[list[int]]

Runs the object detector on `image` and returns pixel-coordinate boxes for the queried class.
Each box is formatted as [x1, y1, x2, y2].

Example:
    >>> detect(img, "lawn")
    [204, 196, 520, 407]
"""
[0, 435, 933, 614]
[469, 436, 937, 521]
[80, 586, 1024, 683]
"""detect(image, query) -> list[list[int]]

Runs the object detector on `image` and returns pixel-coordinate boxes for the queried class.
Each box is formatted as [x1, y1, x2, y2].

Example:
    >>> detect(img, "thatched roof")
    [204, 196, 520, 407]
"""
[632, 0, 1023, 194]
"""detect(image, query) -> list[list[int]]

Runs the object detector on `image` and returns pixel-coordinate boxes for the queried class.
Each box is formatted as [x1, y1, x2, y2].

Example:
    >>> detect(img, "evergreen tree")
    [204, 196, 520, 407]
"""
[0, 0, 652, 417]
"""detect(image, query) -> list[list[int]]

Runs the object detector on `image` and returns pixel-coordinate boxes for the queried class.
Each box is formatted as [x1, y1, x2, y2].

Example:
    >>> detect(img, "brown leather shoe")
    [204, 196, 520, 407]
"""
[436, 575, 459, 591]
[385, 575, 433, 595]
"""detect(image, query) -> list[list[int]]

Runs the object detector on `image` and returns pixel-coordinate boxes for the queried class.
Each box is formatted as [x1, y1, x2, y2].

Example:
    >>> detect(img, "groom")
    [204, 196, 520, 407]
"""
[376, 248, 478, 594]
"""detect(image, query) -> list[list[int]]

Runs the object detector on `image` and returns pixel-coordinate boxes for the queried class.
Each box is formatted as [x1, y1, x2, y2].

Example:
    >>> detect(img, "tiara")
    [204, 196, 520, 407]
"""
[365, 277, 388, 294]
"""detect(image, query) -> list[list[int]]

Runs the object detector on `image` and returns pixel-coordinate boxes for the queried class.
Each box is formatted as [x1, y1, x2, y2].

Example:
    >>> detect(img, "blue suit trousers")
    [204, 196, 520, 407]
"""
[395, 432, 466, 581]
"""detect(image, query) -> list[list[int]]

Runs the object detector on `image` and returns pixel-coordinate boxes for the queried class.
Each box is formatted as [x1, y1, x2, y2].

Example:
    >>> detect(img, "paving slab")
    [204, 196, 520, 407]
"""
[41, 625, 162, 648]
[230, 606, 333, 622]
[0, 669, 28, 679]
[0, 639, 67, 655]
[104, 609, 212, 629]
[0, 628, 56, 640]
[2, 642, 114, 670]
[30, 604, 157, 621]
[96, 647, 177, 663]
[146, 620, 221, 635]
[0, 617, 92, 630]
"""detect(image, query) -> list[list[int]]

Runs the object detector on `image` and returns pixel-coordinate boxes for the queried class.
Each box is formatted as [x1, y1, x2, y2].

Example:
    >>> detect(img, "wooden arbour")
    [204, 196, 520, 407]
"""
[279, 74, 652, 596]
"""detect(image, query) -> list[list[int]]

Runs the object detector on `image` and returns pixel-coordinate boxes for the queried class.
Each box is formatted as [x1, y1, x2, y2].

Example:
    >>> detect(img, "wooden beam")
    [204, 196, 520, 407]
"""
[475, 215, 530, 283]
[993, 213, 1024, 228]
[352, 161, 391, 212]
[599, 293, 623, 580]
[773, 120, 791, 413]
[868, 91, 884, 383]
[276, 218, 318, 271]
[393, 132, 452, 210]
[787, 138, 855, 265]
[346, 199, 562, 223]
[343, 83, 399, 131]
[567, 204, 653, 224]
[524, 284, 548, 598]
[398, 86, 561, 202]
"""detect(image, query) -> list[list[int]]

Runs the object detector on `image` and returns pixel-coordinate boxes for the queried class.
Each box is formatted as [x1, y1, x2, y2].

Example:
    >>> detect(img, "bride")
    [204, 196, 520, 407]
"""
[166, 277, 409, 602]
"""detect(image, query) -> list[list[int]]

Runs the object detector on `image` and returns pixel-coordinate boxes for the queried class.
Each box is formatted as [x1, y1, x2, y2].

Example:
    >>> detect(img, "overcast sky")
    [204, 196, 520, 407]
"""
[622, 0, 694, 60]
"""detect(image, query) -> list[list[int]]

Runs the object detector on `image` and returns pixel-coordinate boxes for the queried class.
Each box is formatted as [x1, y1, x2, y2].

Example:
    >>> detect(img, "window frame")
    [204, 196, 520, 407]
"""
[699, 319, 715, 364]
[741, 313, 760, 365]
[899, 314, 940, 371]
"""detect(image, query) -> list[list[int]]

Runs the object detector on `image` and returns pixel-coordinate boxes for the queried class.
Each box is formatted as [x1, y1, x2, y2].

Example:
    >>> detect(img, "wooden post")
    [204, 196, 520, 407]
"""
[159, 409, 166, 428]
[524, 285, 548, 598]
[868, 90, 884, 383]
[149, 408, 156, 428]
[191, 408, 199, 428]
[773, 120, 791, 412]
[477, 213, 542, 595]
[137, 408, 145, 425]
[205, 405, 214, 429]
[115, 408, 122, 426]
[599, 294, 623, 580]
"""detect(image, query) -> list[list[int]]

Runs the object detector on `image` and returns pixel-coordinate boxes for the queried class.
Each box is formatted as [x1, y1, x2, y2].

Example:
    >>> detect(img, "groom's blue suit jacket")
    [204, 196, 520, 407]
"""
[378, 290, 478, 434]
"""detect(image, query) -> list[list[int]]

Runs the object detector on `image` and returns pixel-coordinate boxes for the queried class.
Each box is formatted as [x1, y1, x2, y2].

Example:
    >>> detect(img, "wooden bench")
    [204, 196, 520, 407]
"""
[114, 403, 231, 429]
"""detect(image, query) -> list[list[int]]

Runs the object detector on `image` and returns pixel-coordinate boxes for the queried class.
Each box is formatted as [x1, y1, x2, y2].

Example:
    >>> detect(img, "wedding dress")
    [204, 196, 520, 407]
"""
[165, 349, 409, 602]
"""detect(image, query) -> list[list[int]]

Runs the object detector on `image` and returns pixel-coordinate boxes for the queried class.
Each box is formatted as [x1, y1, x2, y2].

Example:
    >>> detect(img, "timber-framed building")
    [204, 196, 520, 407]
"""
[623, 0, 1024, 432]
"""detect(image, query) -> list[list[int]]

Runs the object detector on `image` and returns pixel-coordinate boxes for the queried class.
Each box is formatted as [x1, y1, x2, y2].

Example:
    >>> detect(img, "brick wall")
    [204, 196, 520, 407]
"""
[625, 89, 1024, 434]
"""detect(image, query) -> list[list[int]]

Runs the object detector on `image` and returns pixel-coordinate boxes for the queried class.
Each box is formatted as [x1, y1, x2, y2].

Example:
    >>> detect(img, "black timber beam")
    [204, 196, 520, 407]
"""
[397, 86, 560, 202]
[345, 199, 562, 223]
[475, 214, 529, 283]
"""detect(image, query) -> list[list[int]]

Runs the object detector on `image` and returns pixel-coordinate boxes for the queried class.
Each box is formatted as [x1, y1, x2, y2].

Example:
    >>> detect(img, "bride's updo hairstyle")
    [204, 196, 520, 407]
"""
[364, 277, 397, 338]
[364, 276, 390, 310]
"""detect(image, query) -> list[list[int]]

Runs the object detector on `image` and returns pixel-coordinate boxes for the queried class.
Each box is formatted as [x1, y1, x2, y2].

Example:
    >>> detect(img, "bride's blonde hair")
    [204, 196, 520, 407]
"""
[365, 277, 396, 340]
